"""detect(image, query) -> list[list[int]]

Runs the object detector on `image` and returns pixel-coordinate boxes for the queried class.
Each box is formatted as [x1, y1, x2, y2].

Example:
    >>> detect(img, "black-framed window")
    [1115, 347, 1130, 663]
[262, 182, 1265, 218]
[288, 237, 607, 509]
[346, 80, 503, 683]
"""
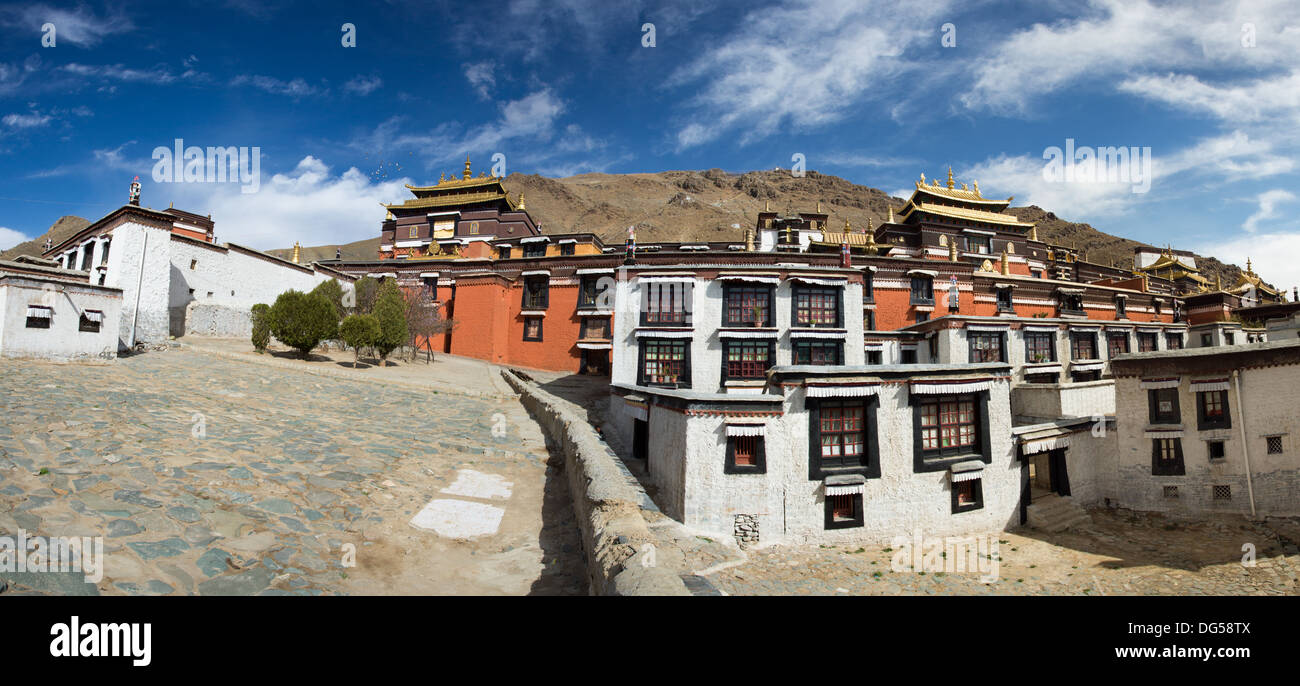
[866, 350, 882, 365]
[968, 331, 1005, 363]
[865, 310, 875, 331]
[1166, 333, 1183, 350]
[638, 339, 690, 388]
[80, 246, 94, 271]
[1115, 296, 1127, 318]
[578, 275, 605, 309]
[912, 392, 992, 472]
[792, 286, 841, 328]
[78, 311, 102, 333]
[1151, 438, 1185, 475]
[915, 312, 929, 324]
[1197, 390, 1230, 430]
[1138, 332, 1158, 352]
[579, 317, 610, 341]
[808, 397, 879, 480]
[952, 477, 984, 513]
[996, 287, 1013, 313]
[1148, 388, 1181, 424]
[522, 241, 546, 258]
[900, 348, 918, 364]
[25, 306, 51, 329]
[723, 340, 774, 380]
[522, 275, 549, 309]
[641, 282, 691, 326]
[966, 235, 991, 254]
[1107, 332, 1130, 358]
[498, 246, 512, 259]
[523, 316, 543, 341]
[1025, 331, 1056, 363]
[724, 284, 773, 327]
[910, 276, 934, 305]
[1070, 332, 1097, 360]
[863, 272, 874, 302]
[1208, 440, 1226, 460]
[825, 493, 864, 530]
[1225, 332, 1236, 345]
[725, 435, 766, 474]
[1059, 293, 1084, 315]
[793, 340, 843, 366]
[422, 276, 438, 300]
[99, 239, 111, 266]
[560, 242, 576, 256]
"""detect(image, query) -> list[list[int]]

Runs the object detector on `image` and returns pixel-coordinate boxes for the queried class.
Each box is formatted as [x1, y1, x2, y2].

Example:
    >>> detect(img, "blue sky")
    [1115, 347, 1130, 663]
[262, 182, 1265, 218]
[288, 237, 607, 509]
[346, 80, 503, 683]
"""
[0, 0, 1297, 290]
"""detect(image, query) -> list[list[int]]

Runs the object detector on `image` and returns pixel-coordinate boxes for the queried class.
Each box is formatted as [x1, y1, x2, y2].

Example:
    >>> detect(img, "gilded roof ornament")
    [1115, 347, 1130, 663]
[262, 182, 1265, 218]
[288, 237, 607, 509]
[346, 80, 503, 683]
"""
[518, 192, 526, 210]
[463, 156, 472, 180]
[972, 180, 980, 197]
[946, 167, 955, 189]
[887, 205, 894, 223]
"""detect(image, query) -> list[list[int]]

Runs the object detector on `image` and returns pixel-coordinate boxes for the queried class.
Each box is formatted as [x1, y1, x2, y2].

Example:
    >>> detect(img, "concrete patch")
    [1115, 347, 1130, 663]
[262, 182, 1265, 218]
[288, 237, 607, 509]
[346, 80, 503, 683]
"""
[439, 469, 513, 500]
[409, 499, 504, 538]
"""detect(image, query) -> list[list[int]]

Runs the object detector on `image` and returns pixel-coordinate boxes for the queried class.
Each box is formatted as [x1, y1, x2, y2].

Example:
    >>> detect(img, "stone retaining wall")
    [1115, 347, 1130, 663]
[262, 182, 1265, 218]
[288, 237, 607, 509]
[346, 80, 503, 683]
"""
[501, 369, 691, 596]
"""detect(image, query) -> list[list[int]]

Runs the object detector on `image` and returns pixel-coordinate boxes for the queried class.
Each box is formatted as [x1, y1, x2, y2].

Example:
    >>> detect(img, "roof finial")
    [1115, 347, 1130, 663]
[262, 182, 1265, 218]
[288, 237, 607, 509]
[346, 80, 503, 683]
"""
[946, 167, 954, 189]
[292, 241, 301, 264]
[816, 200, 822, 213]
[764, 199, 770, 212]
[972, 180, 980, 197]
[463, 155, 472, 180]
[844, 218, 852, 233]
[887, 205, 894, 223]
[518, 191, 526, 210]
[866, 217, 873, 234]
[919, 172, 926, 185]
[1246, 257, 1253, 274]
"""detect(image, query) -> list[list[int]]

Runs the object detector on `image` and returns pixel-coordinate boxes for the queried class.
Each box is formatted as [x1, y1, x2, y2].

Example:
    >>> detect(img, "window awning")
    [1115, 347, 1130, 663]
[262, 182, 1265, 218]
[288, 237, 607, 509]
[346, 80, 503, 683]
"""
[718, 329, 779, 339]
[1144, 429, 1184, 439]
[806, 381, 881, 398]
[907, 269, 939, 277]
[950, 460, 984, 482]
[557, 239, 578, 244]
[1190, 377, 1231, 393]
[575, 268, 615, 275]
[576, 342, 612, 350]
[419, 272, 439, 278]
[824, 474, 866, 496]
[1022, 325, 1060, 333]
[370, 272, 398, 279]
[1139, 377, 1181, 390]
[789, 276, 847, 286]
[1070, 361, 1105, 372]
[82, 310, 104, 323]
[725, 423, 766, 437]
[623, 400, 648, 421]
[1023, 364, 1062, 374]
[716, 274, 780, 284]
[1020, 430, 1071, 455]
[520, 236, 550, 244]
[790, 329, 847, 339]
[909, 378, 997, 395]
[26, 306, 51, 318]
[966, 324, 1009, 332]
[1137, 327, 1162, 334]
[637, 276, 695, 284]
[519, 310, 547, 317]
[635, 329, 692, 339]
[1056, 287, 1084, 294]
[520, 269, 551, 277]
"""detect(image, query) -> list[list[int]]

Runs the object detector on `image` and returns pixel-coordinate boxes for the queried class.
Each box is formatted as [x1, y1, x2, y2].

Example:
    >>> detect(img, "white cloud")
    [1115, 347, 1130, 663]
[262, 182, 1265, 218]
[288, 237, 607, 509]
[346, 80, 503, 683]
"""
[0, 226, 29, 251]
[1242, 189, 1296, 232]
[3, 112, 50, 128]
[230, 74, 323, 98]
[343, 75, 382, 96]
[462, 61, 495, 99]
[164, 156, 411, 249]
[3, 4, 134, 48]
[61, 62, 202, 85]
[1194, 232, 1300, 295]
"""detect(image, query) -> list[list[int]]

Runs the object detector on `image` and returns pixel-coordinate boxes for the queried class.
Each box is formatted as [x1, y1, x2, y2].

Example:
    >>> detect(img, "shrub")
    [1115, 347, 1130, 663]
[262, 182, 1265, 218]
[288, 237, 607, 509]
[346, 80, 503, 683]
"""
[268, 290, 337, 359]
[250, 303, 271, 353]
[351, 276, 379, 315]
[338, 314, 381, 368]
[372, 280, 409, 366]
[311, 279, 347, 323]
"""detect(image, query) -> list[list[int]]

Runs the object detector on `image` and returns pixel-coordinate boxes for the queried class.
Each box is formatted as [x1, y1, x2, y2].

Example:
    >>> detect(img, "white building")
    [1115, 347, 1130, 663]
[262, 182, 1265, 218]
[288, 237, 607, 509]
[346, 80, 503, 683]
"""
[0, 257, 122, 361]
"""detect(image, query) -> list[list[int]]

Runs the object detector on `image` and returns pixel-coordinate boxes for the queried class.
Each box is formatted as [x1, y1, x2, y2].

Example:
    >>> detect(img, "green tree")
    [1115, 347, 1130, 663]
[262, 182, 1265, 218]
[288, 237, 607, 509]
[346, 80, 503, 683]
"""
[268, 290, 337, 360]
[250, 303, 271, 353]
[338, 314, 381, 368]
[372, 279, 409, 366]
[351, 276, 379, 315]
[311, 279, 346, 322]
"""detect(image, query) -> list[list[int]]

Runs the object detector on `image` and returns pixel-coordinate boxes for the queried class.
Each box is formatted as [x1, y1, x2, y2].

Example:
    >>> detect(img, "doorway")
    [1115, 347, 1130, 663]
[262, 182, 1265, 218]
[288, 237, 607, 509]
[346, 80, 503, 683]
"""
[1028, 448, 1071, 501]
[633, 419, 649, 475]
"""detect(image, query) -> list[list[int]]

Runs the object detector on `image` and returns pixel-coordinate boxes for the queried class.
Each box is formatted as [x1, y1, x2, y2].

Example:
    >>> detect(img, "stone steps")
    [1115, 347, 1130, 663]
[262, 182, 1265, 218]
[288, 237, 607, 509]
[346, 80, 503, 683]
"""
[1027, 494, 1092, 533]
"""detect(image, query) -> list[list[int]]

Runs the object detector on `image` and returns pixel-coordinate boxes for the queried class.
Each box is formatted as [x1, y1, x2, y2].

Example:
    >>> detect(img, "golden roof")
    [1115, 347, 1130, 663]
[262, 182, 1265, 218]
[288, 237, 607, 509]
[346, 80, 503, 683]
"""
[817, 231, 878, 247]
[899, 201, 1035, 228]
[384, 188, 520, 211]
[910, 170, 1010, 205]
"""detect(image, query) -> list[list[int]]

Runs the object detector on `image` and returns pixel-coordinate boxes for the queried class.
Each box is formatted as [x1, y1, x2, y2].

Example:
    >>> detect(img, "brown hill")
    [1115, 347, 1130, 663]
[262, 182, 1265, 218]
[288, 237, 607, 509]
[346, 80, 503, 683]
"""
[0, 215, 91, 261]
[272, 168, 1268, 290]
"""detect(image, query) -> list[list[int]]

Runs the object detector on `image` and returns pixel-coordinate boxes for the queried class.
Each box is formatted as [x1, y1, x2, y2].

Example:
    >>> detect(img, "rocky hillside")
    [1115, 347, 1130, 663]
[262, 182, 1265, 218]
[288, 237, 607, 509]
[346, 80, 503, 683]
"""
[0, 215, 91, 261]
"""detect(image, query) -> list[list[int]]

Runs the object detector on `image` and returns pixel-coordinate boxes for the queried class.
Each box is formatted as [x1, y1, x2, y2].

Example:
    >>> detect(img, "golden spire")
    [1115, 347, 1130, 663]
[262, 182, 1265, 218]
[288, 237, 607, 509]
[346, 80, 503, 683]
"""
[1216, 273, 1223, 291]
[946, 167, 955, 189]
[887, 205, 894, 223]
[1028, 225, 1039, 242]
[292, 241, 301, 264]
[518, 192, 526, 210]
[463, 155, 472, 180]
[764, 200, 770, 212]
[866, 217, 873, 234]
[816, 200, 822, 213]
[744, 227, 755, 252]
[919, 172, 926, 185]
[1000, 249, 1010, 275]
[844, 218, 852, 233]
[1246, 257, 1253, 275]
[949, 239, 959, 262]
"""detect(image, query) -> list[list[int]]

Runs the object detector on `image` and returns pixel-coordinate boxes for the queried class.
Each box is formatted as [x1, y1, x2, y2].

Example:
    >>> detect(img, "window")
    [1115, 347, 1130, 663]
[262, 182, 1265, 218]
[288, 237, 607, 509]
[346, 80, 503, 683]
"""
[25, 305, 52, 329]
[1266, 436, 1284, 454]
[910, 276, 934, 305]
[996, 288, 1013, 313]
[99, 239, 110, 265]
[952, 477, 983, 513]
[1025, 332, 1056, 363]
[825, 493, 863, 529]
[408, 226, 418, 239]
[793, 340, 843, 366]
[1225, 332, 1235, 345]
[813, 400, 869, 472]
[723, 340, 774, 380]
[560, 242, 575, 256]
[1031, 269, 1043, 279]
[1154, 300, 1163, 317]
[968, 331, 1005, 363]
[1107, 332, 1130, 358]
[78, 310, 103, 333]
[80, 247, 93, 271]
[865, 310, 875, 331]
[189, 259, 198, 270]
[900, 348, 918, 364]
[642, 282, 691, 325]
[498, 246, 512, 260]
[725, 285, 773, 327]
[523, 317, 543, 341]
[579, 317, 610, 341]
[522, 241, 546, 258]
[1212, 485, 1232, 501]
[919, 396, 979, 458]
[422, 277, 437, 300]
[578, 276, 605, 309]
[1115, 296, 1127, 318]
[1200, 333, 1212, 347]
[866, 350, 882, 365]
[863, 272, 874, 301]
[966, 235, 990, 254]
[1196, 390, 1230, 430]
[1166, 333, 1183, 350]
[725, 435, 766, 474]
[1207, 441, 1226, 460]
[1152, 438, 1185, 475]
[1059, 293, 1084, 315]
[1163, 485, 1179, 499]
[1149, 388, 1181, 424]
[793, 286, 840, 327]
[639, 339, 690, 387]
[522, 276, 549, 310]
[1070, 332, 1097, 360]
[915, 312, 929, 324]
[1138, 332, 1158, 352]
[1025, 371, 1058, 384]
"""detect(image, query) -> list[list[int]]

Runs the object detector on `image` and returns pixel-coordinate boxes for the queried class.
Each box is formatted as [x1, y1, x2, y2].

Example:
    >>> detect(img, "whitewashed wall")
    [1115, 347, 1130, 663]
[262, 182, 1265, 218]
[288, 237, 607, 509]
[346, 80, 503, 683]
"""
[0, 277, 122, 360]
[103, 222, 172, 349]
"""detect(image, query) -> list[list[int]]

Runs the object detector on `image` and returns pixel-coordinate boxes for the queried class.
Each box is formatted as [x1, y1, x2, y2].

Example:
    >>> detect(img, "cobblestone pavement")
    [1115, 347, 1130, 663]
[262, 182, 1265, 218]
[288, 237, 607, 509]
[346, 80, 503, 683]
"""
[0, 349, 585, 596]
[703, 509, 1300, 595]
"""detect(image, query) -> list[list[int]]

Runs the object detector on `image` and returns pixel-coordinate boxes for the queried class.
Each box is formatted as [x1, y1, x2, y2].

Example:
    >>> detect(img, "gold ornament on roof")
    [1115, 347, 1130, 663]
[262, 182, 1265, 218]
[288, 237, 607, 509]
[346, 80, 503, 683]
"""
[463, 156, 472, 180]
[887, 205, 894, 223]
[946, 167, 955, 189]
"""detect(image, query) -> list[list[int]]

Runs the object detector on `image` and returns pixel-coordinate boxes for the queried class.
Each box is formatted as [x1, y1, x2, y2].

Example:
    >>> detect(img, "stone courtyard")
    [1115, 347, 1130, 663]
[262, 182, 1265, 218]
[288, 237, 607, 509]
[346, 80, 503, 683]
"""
[0, 347, 585, 595]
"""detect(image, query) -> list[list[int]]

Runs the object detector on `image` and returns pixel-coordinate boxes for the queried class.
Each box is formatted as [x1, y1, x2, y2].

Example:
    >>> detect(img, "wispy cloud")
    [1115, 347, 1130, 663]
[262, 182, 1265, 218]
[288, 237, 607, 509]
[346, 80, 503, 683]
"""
[230, 74, 325, 98]
[462, 61, 495, 99]
[343, 75, 382, 96]
[3, 112, 51, 129]
[1242, 189, 1296, 232]
[1, 3, 134, 48]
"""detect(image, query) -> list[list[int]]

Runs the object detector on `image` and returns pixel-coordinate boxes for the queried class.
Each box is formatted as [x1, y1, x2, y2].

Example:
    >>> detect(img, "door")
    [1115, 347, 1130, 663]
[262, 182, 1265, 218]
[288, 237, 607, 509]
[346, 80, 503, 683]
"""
[1048, 448, 1071, 497]
[633, 418, 649, 474]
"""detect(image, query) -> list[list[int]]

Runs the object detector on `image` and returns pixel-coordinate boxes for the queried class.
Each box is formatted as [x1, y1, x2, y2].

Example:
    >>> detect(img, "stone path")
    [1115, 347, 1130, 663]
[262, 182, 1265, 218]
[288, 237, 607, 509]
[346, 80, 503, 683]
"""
[0, 349, 585, 595]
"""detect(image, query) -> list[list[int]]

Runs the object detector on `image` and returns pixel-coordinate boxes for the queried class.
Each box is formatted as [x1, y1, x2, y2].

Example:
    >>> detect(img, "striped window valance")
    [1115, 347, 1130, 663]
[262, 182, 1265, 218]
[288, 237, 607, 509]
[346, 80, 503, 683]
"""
[725, 424, 766, 437]
[1069, 325, 1101, 332]
[26, 306, 52, 318]
[789, 276, 847, 286]
[718, 329, 778, 339]
[1139, 377, 1181, 390]
[951, 471, 982, 483]
[1144, 429, 1184, 439]
[1137, 327, 1162, 334]
[790, 329, 847, 339]
[1190, 378, 1231, 393]
[1071, 361, 1105, 371]
[806, 383, 880, 398]
[575, 268, 615, 275]
[910, 379, 996, 395]
[1022, 435, 1070, 455]
[1022, 325, 1060, 333]
[519, 236, 550, 244]
[82, 310, 104, 323]
[418, 272, 439, 278]
[635, 329, 692, 338]
[575, 342, 611, 350]
[966, 325, 1010, 332]
[824, 479, 865, 496]
[907, 269, 939, 277]
[637, 276, 695, 284]
[557, 239, 578, 244]
[520, 269, 551, 276]
[716, 274, 780, 284]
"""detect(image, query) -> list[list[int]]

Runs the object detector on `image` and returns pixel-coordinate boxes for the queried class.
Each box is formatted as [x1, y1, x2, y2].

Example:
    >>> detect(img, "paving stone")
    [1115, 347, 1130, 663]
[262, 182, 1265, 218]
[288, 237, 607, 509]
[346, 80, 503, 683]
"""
[127, 538, 190, 560]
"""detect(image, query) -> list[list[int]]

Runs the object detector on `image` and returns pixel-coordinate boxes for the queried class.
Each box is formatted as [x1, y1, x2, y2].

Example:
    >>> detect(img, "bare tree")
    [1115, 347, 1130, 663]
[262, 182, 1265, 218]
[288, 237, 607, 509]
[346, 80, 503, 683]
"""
[402, 288, 457, 363]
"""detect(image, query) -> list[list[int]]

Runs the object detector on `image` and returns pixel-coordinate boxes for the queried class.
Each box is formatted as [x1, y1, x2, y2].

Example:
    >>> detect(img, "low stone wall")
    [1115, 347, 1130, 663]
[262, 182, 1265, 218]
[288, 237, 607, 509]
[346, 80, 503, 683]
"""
[501, 369, 690, 596]
[181, 301, 254, 339]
